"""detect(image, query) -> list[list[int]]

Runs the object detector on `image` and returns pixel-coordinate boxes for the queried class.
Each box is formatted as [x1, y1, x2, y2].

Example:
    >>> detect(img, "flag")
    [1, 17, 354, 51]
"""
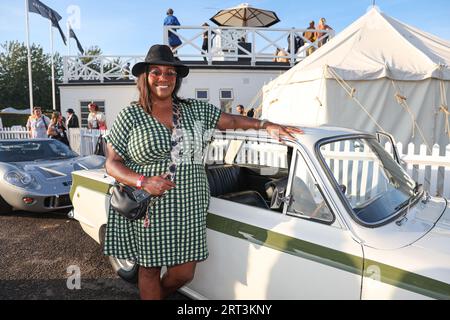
[69, 26, 84, 55]
[28, 0, 66, 44]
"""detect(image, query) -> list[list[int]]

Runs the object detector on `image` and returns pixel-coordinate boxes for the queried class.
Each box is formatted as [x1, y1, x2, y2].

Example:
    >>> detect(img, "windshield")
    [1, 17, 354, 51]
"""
[319, 137, 419, 224]
[0, 140, 78, 162]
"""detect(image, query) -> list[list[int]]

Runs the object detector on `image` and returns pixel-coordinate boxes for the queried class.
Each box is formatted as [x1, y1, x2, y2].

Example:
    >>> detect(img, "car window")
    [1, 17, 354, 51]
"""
[205, 134, 290, 212]
[319, 138, 417, 225]
[287, 151, 334, 223]
[0, 140, 78, 162]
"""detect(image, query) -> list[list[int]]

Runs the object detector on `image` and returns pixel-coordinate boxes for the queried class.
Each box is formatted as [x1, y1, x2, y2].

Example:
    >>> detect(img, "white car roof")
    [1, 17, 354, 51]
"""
[215, 125, 370, 150]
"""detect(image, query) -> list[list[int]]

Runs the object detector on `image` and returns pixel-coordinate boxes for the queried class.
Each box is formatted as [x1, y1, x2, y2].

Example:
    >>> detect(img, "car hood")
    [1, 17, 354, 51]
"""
[11, 155, 105, 179]
[411, 198, 450, 255]
[355, 195, 448, 250]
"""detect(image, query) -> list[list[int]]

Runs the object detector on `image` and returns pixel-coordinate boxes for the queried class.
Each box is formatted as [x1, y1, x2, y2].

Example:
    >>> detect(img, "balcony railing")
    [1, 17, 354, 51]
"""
[164, 25, 334, 65]
[62, 26, 334, 83]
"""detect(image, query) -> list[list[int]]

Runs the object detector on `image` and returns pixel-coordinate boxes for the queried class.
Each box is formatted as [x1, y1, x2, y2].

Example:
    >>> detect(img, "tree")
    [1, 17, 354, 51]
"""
[81, 46, 122, 78]
[0, 41, 62, 111]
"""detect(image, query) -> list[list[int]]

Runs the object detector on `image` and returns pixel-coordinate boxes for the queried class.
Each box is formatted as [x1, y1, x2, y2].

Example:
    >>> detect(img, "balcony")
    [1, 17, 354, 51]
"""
[62, 26, 333, 83]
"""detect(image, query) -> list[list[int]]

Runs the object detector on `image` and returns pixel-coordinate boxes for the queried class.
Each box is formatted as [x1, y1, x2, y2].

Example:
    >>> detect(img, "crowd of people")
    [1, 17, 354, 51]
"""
[25, 102, 107, 149]
[164, 9, 332, 62]
[275, 17, 333, 61]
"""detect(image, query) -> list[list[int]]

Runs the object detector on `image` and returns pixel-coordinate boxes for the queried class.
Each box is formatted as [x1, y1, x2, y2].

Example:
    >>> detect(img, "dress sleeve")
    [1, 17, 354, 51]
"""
[191, 100, 222, 134]
[104, 107, 135, 160]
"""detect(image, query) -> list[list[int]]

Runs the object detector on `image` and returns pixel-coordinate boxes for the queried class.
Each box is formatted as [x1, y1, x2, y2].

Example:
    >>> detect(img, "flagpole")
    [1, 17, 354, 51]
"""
[25, 0, 34, 114]
[50, 20, 56, 111]
[67, 23, 71, 56]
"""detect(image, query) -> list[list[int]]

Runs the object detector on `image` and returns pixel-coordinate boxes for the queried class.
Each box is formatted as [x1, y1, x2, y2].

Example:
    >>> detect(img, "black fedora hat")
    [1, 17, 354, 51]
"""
[132, 44, 189, 78]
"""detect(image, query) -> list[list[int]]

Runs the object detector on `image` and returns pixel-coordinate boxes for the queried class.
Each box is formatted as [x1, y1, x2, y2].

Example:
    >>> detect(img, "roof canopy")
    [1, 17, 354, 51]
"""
[266, 7, 450, 89]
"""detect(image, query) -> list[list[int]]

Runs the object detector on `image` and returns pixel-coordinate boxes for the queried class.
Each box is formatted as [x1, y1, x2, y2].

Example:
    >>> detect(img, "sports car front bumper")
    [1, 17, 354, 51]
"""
[2, 189, 72, 212]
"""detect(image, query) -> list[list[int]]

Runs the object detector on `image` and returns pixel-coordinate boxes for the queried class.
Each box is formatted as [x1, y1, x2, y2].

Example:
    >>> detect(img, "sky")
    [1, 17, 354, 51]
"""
[0, 0, 449, 56]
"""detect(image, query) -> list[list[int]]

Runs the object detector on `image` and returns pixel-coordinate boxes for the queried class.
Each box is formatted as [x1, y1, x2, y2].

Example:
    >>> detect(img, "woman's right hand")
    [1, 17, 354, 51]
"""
[143, 174, 176, 196]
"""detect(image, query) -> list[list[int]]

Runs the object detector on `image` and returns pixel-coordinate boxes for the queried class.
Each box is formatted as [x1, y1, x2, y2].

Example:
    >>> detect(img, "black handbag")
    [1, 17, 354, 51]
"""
[110, 183, 152, 220]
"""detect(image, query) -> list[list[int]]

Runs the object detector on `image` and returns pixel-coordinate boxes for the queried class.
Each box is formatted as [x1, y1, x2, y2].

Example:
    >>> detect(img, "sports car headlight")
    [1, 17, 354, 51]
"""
[4, 171, 41, 190]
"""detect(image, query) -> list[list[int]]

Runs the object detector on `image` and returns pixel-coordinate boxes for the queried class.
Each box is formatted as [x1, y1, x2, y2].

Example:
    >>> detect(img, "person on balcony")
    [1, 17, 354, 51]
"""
[201, 22, 216, 62]
[316, 18, 333, 47]
[103, 44, 303, 300]
[273, 47, 289, 63]
[303, 20, 317, 56]
[122, 62, 131, 80]
[164, 8, 182, 52]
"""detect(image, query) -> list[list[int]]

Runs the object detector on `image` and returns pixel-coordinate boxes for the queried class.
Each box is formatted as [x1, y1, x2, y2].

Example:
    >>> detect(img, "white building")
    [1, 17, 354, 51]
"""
[59, 25, 332, 128]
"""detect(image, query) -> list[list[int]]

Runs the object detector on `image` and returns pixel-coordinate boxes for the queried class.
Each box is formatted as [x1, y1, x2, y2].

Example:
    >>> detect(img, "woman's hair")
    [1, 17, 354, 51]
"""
[167, 8, 174, 15]
[33, 106, 42, 112]
[88, 102, 99, 111]
[51, 111, 60, 124]
[136, 65, 186, 114]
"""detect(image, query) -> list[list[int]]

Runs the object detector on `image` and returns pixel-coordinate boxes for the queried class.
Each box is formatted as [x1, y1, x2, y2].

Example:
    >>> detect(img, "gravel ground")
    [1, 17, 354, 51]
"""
[0, 210, 188, 300]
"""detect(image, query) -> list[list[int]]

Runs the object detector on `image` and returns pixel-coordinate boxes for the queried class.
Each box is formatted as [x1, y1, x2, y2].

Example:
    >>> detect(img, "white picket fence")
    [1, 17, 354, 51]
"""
[67, 128, 107, 156]
[321, 141, 450, 199]
[207, 138, 288, 168]
[0, 127, 29, 139]
[1, 127, 449, 197]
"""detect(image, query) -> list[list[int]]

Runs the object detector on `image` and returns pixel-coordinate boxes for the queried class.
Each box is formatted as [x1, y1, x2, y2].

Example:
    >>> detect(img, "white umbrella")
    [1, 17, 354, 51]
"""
[210, 3, 280, 27]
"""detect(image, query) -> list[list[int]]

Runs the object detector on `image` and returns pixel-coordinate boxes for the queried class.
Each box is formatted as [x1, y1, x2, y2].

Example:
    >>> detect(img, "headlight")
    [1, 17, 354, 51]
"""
[4, 171, 41, 190]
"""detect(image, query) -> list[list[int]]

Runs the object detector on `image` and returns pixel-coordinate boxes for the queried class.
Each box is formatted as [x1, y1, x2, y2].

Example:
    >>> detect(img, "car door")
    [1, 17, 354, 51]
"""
[187, 139, 364, 299]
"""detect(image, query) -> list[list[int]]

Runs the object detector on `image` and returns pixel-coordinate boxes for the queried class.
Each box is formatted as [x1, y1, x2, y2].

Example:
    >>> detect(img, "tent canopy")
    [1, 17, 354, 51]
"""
[262, 8, 450, 148]
[0, 107, 30, 114]
[265, 7, 450, 91]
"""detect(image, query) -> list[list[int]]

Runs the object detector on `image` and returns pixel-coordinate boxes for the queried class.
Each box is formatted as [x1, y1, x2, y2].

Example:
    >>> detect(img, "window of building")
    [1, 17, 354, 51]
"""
[220, 89, 233, 100]
[195, 89, 209, 101]
[219, 89, 234, 113]
[80, 100, 105, 128]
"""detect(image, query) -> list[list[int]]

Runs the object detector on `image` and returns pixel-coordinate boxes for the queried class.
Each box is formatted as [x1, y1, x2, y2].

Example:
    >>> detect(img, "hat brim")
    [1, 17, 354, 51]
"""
[132, 60, 189, 78]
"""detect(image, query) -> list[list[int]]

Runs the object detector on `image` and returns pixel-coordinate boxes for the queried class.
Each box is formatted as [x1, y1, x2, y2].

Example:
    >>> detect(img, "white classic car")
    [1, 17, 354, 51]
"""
[69, 127, 450, 299]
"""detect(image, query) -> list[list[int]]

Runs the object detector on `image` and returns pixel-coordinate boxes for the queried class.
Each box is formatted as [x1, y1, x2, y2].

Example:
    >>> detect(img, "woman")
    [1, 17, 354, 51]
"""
[26, 106, 51, 139]
[316, 18, 333, 48]
[47, 111, 70, 147]
[87, 102, 107, 130]
[104, 44, 303, 300]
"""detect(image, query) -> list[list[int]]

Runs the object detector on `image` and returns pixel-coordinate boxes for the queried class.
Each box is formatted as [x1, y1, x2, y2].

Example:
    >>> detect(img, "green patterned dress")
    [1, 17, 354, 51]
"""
[104, 99, 221, 267]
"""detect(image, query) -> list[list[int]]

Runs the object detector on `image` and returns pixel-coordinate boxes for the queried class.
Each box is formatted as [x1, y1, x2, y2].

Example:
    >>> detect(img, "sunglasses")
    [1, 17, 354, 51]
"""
[149, 69, 178, 78]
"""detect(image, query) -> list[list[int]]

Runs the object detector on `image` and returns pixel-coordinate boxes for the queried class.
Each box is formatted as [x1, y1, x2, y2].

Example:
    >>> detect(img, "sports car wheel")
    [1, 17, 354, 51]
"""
[100, 225, 138, 284]
[0, 196, 12, 215]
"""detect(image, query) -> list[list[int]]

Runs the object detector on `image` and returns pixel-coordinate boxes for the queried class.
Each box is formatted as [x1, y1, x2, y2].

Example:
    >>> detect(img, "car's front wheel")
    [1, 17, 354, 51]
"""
[0, 195, 12, 215]
[100, 225, 138, 284]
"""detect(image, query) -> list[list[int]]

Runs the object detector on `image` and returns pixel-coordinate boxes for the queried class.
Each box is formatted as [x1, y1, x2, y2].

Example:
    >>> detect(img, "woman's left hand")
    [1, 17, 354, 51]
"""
[265, 122, 304, 142]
